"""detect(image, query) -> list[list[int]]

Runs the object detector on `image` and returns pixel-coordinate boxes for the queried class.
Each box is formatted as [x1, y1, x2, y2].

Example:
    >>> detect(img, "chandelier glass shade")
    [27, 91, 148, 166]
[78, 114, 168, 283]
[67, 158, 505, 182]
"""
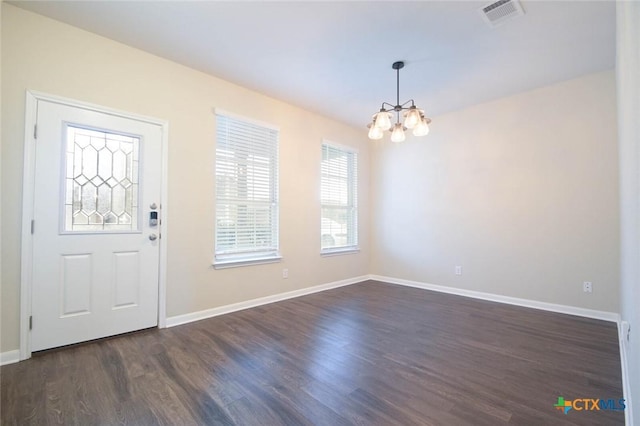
[367, 61, 432, 142]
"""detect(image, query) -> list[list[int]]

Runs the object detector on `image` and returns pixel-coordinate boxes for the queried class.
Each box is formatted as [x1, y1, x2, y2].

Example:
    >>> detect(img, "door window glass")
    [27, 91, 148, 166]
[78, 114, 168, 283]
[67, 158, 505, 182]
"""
[63, 125, 139, 232]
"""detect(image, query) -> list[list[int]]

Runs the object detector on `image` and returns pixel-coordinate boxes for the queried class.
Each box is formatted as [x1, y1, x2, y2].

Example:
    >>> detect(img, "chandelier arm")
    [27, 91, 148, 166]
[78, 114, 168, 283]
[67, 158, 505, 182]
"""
[380, 102, 396, 110]
[398, 99, 416, 109]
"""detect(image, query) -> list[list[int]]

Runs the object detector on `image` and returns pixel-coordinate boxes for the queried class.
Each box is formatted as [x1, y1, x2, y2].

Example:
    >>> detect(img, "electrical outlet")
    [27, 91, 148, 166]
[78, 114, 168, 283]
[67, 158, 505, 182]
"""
[583, 281, 592, 293]
[282, 269, 289, 279]
[455, 265, 462, 275]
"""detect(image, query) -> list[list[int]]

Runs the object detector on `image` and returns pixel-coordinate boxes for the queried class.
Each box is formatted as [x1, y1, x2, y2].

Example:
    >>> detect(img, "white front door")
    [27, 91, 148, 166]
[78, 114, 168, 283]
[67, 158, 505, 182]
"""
[30, 99, 163, 351]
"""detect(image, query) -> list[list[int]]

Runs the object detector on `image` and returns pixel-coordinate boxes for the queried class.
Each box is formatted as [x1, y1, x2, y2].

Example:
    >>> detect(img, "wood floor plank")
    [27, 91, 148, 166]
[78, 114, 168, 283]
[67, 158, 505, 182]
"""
[1, 280, 625, 425]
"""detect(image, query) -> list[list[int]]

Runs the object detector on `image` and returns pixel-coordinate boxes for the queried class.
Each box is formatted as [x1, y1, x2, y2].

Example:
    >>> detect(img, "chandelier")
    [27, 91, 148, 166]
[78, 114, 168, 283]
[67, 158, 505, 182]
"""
[367, 61, 431, 142]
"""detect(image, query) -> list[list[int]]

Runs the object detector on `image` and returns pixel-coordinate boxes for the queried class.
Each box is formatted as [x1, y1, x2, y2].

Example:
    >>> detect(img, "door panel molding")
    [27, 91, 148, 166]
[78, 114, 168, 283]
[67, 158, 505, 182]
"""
[20, 91, 169, 360]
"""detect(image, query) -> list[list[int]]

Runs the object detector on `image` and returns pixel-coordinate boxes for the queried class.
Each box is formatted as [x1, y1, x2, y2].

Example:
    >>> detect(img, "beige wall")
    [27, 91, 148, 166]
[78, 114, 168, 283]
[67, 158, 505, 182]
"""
[1, 4, 371, 352]
[371, 71, 620, 312]
[617, 1, 640, 422]
[0, 1, 4, 356]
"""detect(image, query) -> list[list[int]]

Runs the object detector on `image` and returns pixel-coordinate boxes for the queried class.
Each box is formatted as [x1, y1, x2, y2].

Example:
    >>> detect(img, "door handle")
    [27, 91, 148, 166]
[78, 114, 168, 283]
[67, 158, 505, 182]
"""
[149, 234, 158, 241]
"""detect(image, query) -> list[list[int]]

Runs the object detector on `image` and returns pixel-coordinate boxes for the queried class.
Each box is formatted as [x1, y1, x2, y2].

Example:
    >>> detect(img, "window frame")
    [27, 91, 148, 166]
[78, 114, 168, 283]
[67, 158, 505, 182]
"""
[213, 110, 281, 268]
[320, 140, 359, 256]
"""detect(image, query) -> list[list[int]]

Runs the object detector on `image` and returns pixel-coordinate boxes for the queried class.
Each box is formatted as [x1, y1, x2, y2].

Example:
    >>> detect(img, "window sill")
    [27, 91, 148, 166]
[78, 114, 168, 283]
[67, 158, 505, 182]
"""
[320, 247, 360, 257]
[213, 254, 282, 269]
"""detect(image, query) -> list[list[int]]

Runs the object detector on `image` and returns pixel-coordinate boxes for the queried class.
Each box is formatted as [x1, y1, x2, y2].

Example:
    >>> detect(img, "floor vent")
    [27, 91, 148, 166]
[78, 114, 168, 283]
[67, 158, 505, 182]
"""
[479, 0, 525, 28]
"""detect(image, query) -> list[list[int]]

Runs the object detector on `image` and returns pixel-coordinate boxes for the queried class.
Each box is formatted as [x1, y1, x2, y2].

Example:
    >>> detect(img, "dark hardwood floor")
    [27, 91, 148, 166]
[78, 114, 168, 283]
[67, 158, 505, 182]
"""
[1, 280, 624, 425]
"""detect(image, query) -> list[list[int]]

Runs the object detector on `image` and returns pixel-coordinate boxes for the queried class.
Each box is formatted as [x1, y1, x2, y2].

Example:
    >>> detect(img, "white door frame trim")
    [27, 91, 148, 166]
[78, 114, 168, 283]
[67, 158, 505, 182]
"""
[20, 91, 169, 360]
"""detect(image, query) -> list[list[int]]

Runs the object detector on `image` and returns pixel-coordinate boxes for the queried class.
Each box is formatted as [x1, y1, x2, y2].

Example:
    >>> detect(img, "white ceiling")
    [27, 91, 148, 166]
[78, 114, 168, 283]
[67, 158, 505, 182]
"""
[9, 1, 615, 129]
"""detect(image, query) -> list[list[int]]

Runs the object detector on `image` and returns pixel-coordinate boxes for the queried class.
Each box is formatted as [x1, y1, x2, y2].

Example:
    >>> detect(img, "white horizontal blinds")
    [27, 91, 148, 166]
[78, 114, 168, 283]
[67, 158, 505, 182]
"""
[321, 143, 358, 251]
[215, 114, 279, 260]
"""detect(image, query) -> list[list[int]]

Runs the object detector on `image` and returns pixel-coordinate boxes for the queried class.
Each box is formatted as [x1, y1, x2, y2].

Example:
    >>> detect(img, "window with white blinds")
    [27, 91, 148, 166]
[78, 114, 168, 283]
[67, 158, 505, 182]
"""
[321, 142, 358, 253]
[215, 113, 279, 266]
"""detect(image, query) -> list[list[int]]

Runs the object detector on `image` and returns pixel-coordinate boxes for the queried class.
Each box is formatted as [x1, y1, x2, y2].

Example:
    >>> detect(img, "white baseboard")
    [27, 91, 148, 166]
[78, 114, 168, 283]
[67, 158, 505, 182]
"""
[165, 275, 370, 328]
[0, 350, 20, 366]
[168, 274, 620, 328]
[370, 275, 620, 323]
[618, 321, 633, 426]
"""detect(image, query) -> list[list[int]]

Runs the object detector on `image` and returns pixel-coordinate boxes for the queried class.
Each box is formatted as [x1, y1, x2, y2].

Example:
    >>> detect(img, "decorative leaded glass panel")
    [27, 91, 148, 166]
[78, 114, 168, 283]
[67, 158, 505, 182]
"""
[63, 125, 139, 232]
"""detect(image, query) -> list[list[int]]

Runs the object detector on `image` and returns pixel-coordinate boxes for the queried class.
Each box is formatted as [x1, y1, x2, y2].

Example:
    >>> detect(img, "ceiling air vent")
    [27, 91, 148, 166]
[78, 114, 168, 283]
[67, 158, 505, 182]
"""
[479, 0, 525, 28]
